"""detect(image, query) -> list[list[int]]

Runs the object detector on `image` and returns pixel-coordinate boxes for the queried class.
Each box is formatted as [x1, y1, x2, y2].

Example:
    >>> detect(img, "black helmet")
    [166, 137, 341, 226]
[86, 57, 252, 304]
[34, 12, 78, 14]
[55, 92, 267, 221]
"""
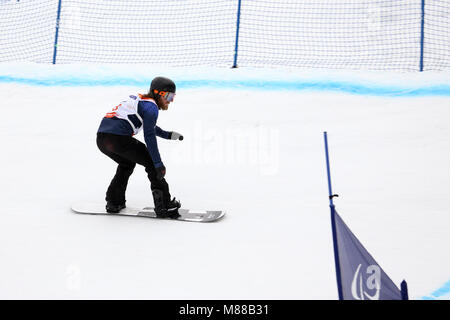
[149, 76, 176, 96]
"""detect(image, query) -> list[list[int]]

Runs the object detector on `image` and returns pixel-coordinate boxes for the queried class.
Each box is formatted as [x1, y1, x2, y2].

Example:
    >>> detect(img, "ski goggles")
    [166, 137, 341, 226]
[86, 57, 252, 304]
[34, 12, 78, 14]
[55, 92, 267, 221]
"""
[154, 90, 176, 102]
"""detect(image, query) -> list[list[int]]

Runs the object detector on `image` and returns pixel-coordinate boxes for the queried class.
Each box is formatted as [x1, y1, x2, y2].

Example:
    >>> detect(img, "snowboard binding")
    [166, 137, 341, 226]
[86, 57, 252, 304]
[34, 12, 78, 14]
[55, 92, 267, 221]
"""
[152, 190, 181, 219]
[106, 202, 126, 213]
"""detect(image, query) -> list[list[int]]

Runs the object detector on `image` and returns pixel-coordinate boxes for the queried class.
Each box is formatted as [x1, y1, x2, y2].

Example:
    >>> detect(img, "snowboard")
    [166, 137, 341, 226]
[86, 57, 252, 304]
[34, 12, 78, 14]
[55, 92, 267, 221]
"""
[71, 203, 225, 223]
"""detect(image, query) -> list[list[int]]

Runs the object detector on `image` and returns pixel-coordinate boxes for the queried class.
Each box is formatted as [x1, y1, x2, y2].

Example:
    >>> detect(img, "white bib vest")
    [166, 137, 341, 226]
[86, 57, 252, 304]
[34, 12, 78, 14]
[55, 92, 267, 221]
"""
[105, 94, 156, 135]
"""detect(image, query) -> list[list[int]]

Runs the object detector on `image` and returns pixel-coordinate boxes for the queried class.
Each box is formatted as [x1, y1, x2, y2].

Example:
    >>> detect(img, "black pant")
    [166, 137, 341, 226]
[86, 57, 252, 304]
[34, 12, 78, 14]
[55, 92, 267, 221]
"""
[96, 132, 171, 205]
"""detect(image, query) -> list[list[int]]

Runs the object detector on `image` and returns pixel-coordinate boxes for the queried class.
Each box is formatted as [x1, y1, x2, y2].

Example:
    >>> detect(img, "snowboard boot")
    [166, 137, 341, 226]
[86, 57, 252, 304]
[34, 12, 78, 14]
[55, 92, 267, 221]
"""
[166, 197, 181, 219]
[152, 189, 181, 219]
[106, 201, 126, 213]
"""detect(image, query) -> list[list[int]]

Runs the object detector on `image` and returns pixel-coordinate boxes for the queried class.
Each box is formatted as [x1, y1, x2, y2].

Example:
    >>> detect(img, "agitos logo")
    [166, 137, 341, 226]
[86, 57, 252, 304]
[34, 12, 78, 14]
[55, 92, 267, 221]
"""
[351, 264, 381, 300]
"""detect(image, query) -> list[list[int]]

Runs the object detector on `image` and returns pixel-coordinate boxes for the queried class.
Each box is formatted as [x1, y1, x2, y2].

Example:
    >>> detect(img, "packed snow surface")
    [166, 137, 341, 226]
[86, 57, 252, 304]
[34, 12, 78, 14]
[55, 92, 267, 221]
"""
[0, 64, 449, 299]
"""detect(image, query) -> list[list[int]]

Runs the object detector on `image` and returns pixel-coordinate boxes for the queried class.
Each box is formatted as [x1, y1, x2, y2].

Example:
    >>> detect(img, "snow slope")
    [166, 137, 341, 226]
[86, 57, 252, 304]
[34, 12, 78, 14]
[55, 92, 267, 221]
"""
[0, 64, 449, 299]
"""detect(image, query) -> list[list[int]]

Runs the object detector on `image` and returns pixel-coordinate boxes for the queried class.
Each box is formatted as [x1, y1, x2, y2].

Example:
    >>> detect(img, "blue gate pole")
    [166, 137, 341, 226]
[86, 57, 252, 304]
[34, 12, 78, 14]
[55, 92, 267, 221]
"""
[420, 0, 425, 72]
[52, 0, 63, 64]
[324, 132, 336, 208]
[401, 280, 409, 300]
[232, 0, 242, 68]
[324, 132, 343, 300]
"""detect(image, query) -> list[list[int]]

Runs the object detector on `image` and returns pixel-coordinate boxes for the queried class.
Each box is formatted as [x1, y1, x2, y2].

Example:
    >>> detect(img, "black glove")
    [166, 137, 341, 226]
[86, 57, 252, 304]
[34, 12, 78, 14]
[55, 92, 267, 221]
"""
[155, 165, 166, 180]
[170, 131, 184, 141]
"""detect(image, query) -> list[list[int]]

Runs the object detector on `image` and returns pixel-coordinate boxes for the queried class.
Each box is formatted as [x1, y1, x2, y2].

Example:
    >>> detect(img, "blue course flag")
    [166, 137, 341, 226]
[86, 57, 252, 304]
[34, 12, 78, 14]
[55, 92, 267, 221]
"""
[333, 209, 403, 300]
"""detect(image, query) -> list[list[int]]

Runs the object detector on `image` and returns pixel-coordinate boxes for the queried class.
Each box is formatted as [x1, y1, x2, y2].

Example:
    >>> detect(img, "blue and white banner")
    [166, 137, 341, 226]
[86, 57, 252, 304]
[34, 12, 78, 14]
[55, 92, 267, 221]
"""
[332, 209, 404, 300]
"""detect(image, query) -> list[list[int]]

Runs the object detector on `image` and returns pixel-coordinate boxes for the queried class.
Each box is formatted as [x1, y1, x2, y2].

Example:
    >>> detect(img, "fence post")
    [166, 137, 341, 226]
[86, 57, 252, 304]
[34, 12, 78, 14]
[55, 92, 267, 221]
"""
[232, 0, 242, 68]
[420, 0, 425, 72]
[53, 0, 63, 64]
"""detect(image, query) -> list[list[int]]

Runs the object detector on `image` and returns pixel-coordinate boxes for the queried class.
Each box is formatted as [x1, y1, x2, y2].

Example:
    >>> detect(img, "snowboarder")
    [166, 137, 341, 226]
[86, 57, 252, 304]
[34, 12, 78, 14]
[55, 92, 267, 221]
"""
[96, 76, 183, 218]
